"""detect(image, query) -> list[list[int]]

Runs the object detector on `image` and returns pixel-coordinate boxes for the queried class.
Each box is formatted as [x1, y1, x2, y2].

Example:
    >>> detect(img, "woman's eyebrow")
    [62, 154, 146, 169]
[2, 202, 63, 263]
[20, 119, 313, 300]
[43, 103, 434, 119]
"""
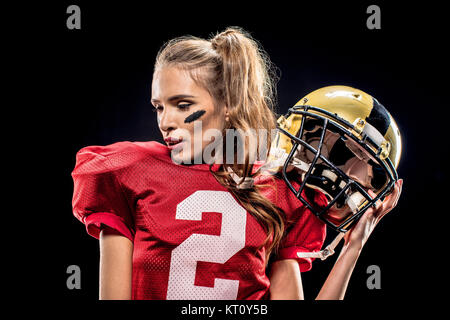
[151, 94, 196, 104]
[168, 94, 195, 102]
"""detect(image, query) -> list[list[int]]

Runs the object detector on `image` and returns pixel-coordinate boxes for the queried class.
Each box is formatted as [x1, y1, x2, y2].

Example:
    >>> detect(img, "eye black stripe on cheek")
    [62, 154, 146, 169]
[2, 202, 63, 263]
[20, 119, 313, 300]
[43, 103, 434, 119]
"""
[184, 110, 206, 123]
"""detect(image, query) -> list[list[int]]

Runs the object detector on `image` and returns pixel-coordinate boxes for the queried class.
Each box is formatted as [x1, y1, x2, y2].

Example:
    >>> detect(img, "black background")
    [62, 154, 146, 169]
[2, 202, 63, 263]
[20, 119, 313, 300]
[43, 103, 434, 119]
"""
[13, 0, 448, 315]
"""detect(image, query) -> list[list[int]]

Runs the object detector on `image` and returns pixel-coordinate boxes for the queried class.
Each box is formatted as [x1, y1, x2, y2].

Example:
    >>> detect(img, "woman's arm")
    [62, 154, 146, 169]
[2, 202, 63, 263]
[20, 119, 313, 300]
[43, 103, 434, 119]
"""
[269, 259, 304, 299]
[316, 179, 403, 300]
[315, 241, 361, 299]
[99, 226, 133, 300]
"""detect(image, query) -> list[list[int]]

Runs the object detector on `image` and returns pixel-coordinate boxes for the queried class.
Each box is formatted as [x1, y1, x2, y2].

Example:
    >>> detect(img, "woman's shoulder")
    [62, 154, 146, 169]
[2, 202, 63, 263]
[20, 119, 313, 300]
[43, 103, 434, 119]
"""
[73, 140, 170, 174]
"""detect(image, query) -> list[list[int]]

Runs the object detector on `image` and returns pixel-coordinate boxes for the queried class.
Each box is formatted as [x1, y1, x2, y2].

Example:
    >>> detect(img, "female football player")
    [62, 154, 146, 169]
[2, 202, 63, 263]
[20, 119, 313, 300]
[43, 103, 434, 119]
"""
[72, 27, 402, 300]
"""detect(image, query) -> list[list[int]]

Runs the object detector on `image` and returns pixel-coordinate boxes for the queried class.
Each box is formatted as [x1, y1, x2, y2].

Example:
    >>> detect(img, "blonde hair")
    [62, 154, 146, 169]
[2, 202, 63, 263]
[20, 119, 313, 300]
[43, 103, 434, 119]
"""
[154, 27, 284, 261]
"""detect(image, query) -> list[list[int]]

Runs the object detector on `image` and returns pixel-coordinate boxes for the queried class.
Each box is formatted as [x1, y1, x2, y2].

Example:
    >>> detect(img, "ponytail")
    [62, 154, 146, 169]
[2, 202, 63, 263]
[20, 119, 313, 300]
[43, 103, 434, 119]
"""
[209, 28, 284, 261]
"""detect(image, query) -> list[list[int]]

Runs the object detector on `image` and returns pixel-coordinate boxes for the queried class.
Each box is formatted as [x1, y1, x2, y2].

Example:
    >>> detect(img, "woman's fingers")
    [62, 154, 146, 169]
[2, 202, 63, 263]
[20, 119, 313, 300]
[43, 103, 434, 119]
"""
[375, 179, 403, 219]
[365, 179, 402, 221]
[391, 179, 403, 207]
[344, 179, 403, 247]
[383, 179, 403, 211]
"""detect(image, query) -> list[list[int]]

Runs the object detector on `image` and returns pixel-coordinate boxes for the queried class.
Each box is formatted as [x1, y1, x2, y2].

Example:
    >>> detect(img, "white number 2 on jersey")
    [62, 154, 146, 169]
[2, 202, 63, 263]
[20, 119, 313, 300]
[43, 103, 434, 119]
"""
[166, 191, 247, 300]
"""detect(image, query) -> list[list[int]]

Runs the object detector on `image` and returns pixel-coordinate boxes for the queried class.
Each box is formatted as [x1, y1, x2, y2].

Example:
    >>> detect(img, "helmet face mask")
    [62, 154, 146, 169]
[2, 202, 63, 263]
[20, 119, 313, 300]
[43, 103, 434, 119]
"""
[275, 101, 399, 233]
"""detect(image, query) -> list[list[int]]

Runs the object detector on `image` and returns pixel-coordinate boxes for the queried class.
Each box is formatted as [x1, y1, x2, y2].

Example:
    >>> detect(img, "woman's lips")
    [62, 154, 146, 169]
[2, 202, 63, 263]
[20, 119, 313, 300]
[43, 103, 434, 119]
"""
[164, 137, 185, 150]
[167, 141, 185, 150]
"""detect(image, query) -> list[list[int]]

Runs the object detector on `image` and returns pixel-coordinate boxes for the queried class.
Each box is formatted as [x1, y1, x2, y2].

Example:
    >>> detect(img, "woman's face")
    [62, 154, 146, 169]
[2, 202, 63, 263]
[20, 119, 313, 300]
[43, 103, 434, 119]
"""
[151, 66, 227, 164]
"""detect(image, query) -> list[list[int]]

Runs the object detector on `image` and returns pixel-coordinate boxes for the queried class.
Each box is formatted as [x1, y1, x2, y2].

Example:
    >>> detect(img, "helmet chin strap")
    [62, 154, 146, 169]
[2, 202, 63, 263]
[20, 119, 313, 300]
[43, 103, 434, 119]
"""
[297, 232, 346, 261]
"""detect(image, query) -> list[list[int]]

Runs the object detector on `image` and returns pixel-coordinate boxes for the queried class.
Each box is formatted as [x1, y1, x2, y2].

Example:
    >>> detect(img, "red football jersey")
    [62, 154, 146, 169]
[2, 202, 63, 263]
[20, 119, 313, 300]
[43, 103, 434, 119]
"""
[72, 141, 326, 300]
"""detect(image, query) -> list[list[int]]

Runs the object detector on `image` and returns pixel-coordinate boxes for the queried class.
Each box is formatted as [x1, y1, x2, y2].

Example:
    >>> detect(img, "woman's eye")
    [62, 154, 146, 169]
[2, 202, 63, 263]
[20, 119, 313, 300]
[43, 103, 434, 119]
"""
[152, 103, 192, 112]
[177, 103, 192, 110]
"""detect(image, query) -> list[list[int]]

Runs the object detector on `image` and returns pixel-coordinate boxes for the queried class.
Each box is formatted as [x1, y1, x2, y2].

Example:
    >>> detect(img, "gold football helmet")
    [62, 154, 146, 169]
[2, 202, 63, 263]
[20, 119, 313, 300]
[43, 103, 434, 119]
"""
[268, 85, 402, 233]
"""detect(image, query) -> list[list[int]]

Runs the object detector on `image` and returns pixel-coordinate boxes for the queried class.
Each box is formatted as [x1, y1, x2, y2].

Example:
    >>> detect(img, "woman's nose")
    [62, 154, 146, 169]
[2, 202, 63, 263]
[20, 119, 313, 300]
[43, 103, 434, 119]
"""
[158, 108, 177, 133]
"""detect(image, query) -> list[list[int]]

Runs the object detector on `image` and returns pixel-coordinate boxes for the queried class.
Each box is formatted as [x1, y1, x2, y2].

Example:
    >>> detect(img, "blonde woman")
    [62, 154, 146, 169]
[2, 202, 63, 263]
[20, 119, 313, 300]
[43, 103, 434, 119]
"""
[72, 27, 402, 300]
